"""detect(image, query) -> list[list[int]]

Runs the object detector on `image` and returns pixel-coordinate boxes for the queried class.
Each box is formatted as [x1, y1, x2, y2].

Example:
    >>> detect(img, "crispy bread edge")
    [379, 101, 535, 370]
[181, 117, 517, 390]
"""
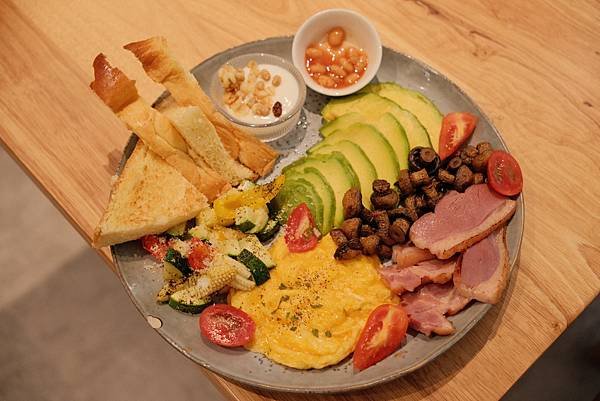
[124, 36, 279, 176]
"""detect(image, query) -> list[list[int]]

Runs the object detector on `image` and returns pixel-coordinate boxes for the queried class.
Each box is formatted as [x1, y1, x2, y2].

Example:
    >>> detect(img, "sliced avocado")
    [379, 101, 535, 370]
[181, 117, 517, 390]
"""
[283, 152, 357, 227]
[272, 185, 318, 231]
[310, 123, 399, 185]
[310, 140, 376, 209]
[272, 178, 324, 232]
[285, 167, 335, 234]
[362, 83, 443, 151]
[321, 112, 409, 170]
[321, 93, 431, 150]
[320, 113, 363, 137]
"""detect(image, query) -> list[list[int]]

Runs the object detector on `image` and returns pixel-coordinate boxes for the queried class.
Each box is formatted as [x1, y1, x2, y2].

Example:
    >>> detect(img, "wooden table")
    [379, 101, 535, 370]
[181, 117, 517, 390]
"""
[1, 0, 598, 399]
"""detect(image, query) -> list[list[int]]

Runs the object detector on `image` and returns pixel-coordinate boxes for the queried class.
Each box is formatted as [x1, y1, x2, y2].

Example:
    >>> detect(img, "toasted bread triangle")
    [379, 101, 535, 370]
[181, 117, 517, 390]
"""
[93, 142, 207, 248]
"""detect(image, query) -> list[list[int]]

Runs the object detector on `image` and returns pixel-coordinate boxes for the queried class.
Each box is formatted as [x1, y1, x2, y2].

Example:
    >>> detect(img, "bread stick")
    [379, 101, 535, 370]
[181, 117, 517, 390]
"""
[124, 37, 279, 176]
[90, 54, 229, 200]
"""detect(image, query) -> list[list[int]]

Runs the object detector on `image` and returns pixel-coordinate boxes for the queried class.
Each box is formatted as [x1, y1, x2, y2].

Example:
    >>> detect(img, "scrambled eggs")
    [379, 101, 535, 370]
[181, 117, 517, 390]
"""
[229, 234, 398, 369]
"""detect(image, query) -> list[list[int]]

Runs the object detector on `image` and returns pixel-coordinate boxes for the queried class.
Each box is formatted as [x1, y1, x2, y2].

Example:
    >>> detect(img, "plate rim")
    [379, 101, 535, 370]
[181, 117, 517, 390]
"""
[111, 35, 525, 394]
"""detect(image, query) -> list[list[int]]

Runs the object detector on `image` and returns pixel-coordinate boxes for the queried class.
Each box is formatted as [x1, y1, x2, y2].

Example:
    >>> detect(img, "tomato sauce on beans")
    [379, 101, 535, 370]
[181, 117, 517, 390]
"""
[304, 27, 368, 89]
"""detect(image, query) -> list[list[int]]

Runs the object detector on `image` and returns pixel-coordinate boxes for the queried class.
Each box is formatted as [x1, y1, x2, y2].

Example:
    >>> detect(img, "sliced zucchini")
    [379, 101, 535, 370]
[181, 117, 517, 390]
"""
[234, 206, 269, 233]
[168, 290, 212, 314]
[189, 223, 211, 241]
[166, 221, 187, 237]
[237, 249, 270, 285]
[163, 261, 184, 281]
[164, 248, 192, 276]
[236, 221, 255, 233]
[196, 207, 218, 228]
[237, 180, 256, 191]
[156, 276, 189, 303]
[240, 235, 275, 268]
[220, 239, 242, 257]
[170, 238, 191, 256]
[256, 219, 280, 242]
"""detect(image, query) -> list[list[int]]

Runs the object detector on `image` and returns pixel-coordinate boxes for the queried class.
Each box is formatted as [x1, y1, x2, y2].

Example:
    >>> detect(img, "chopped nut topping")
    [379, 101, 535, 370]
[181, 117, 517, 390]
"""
[260, 69, 271, 81]
[217, 60, 284, 119]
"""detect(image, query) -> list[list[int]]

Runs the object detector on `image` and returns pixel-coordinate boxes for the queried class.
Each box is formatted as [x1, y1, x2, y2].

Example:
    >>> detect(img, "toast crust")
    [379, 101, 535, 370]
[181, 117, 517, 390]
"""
[124, 37, 279, 176]
[90, 54, 229, 200]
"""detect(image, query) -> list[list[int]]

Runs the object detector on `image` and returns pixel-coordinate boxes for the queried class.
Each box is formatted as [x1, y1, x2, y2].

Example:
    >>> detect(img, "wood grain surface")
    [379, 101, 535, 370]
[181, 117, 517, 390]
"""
[0, 0, 598, 400]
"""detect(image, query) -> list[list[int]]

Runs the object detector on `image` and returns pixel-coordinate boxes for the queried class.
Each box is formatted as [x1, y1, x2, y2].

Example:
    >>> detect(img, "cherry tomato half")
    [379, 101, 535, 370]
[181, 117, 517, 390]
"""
[353, 304, 409, 371]
[284, 203, 319, 253]
[187, 239, 213, 271]
[438, 112, 478, 160]
[487, 150, 523, 196]
[199, 304, 256, 347]
[141, 235, 169, 261]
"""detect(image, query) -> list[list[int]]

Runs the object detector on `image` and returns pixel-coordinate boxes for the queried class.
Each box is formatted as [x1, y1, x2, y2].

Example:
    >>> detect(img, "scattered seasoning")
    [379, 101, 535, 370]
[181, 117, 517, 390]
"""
[272, 295, 291, 314]
[290, 326, 297, 331]
[278, 283, 288, 290]
[310, 304, 323, 309]
[272, 101, 282, 117]
[325, 330, 332, 338]
[312, 329, 319, 337]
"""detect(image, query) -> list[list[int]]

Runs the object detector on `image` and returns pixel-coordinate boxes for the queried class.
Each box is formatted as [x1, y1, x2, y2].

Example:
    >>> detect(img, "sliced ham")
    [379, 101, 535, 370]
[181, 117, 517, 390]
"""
[401, 283, 471, 336]
[392, 244, 435, 268]
[409, 184, 516, 259]
[454, 227, 509, 304]
[379, 258, 457, 294]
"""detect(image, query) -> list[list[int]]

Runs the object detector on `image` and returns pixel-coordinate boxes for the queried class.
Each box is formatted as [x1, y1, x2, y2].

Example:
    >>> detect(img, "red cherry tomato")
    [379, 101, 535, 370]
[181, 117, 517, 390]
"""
[187, 239, 213, 271]
[141, 235, 169, 261]
[353, 304, 409, 371]
[487, 150, 523, 196]
[438, 112, 478, 160]
[199, 304, 256, 347]
[284, 203, 318, 252]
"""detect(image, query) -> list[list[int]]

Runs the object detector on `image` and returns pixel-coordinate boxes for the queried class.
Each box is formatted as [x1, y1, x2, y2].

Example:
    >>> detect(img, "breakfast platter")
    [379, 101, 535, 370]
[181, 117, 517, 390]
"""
[107, 33, 524, 392]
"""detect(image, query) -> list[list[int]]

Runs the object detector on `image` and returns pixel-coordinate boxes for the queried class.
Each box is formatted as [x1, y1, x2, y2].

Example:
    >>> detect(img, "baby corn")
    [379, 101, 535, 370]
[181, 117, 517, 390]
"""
[193, 263, 237, 298]
[230, 275, 256, 291]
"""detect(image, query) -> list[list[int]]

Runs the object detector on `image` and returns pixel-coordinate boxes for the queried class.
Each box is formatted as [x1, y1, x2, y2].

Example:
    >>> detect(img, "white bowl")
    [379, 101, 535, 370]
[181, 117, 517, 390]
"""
[292, 9, 382, 97]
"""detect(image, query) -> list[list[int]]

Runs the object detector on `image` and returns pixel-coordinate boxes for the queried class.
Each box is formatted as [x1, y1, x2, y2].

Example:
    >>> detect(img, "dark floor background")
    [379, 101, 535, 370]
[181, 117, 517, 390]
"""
[0, 149, 226, 401]
[501, 295, 600, 401]
[1, 147, 598, 401]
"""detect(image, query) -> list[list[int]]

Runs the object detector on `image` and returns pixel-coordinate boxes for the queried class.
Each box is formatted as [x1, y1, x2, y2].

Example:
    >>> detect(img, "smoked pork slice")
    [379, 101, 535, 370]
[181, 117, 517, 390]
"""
[401, 283, 471, 336]
[392, 244, 435, 268]
[454, 227, 509, 304]
[409, 184, 516, 259]
[379, 258, 456, 294]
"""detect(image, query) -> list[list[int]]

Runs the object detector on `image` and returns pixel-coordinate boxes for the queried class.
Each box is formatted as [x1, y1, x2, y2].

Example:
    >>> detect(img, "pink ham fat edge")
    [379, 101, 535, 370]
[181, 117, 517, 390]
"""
[410, 184, 508, 245]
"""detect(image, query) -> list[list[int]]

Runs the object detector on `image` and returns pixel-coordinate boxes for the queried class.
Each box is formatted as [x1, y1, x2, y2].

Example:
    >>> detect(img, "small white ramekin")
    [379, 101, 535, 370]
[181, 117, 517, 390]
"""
[292, 9, 382, 97]
[209, 53, 306, 142]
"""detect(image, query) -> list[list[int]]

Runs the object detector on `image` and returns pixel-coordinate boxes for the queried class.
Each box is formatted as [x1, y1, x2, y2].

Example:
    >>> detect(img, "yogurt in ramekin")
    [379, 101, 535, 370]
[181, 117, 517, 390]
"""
[210, 53, 306, 142]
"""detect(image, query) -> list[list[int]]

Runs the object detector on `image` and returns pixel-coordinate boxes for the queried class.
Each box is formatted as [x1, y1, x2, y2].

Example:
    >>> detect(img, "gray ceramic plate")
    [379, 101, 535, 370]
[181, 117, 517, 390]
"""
[112, 37, 524, 393]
